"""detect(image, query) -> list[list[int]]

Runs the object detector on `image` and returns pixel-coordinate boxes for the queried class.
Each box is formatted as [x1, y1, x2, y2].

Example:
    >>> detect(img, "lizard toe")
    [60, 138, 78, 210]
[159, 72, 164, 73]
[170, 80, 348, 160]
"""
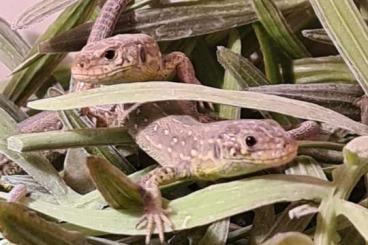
[136, 208, 173, 244]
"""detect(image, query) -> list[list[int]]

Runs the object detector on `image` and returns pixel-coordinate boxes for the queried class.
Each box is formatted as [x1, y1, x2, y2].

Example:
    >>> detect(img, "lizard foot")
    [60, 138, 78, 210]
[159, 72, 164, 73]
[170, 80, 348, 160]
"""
[79, 105, 118, 127]
[136, 208, 174, 244]
[197, 101, 215, 112]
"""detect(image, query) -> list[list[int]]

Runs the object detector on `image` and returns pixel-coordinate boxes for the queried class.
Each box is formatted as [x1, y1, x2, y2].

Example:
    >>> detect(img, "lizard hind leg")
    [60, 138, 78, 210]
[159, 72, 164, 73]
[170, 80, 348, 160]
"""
[137, 166, 190, 244]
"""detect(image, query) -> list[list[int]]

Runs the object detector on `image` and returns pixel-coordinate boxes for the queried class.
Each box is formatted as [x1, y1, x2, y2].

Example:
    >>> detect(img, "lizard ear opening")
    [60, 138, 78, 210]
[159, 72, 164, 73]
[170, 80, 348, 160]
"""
[139, 46, 147, 63]
[104, 49, 116, 60]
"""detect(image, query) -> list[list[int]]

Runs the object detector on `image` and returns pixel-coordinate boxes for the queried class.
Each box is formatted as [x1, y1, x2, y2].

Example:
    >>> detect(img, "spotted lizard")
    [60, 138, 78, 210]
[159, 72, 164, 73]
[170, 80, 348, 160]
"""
[71, 0, 211, 125]
[120, 100, 304, 244]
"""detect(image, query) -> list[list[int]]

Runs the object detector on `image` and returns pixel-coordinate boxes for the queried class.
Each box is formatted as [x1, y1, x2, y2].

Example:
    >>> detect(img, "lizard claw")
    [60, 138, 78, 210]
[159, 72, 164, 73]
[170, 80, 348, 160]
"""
[197, 101, 215, 112]
[136, 208, 174, 244]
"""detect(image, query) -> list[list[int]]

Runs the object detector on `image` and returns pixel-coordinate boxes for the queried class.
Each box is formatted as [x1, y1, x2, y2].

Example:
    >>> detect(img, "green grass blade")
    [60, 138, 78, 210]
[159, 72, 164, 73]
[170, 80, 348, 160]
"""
[217, 46, 266, 88]
[59, 109, 136, 174]
[2, 174, 332, 235]
[3, 0, 98, 105]
[28, 82, 368, 135]
[12, 0, 79, 30]
[7, 127, 133, 152]
[262, 232, 313, 245]
[253, 22, 283, 83]
[308, 0, 368, 94]
[301, 28, 333, 45]
[86, 156, 143, 209]
[198, 219, 230, 245]
[0, 201, 91, 245]
[334, 199, 368, 241]
[39, 0, 307, 53]
[292, 56, 355, 84]
[218, 30, 241, 120]
[252, 0, 310, 58]
[0, 18, 30, 70]
[0, 108, 78, 204]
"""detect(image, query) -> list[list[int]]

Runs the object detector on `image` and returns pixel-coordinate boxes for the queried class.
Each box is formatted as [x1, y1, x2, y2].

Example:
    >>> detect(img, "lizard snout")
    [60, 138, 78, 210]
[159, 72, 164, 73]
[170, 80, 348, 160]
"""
[73, 56, 90, 70]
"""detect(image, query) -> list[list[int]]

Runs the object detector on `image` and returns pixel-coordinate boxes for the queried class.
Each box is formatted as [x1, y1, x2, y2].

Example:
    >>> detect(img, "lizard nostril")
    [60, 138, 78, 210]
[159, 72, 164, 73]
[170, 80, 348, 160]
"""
[78, 62, 85, 69]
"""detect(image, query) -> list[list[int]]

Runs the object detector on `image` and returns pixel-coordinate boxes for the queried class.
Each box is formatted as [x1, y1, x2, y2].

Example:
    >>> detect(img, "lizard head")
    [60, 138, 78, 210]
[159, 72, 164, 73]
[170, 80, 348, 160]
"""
[218, 119, 297, 165]
[192, 119, 298, 179]
[71, 34, 162, 84]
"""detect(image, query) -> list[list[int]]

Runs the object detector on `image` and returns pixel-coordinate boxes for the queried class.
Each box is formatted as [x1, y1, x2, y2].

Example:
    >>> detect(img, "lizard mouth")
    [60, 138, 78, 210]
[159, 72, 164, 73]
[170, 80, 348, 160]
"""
[225, 145, 298, 166]
[72, 66, 133, 84]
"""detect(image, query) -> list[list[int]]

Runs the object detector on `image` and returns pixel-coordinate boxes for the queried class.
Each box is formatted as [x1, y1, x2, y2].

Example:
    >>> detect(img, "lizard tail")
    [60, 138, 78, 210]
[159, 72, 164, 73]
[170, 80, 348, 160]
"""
[88, 0, 132, 43]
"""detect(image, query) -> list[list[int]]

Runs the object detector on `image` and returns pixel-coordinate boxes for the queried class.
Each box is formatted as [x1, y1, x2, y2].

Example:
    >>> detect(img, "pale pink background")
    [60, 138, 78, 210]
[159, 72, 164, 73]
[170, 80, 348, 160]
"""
[0, 0, 63, 79]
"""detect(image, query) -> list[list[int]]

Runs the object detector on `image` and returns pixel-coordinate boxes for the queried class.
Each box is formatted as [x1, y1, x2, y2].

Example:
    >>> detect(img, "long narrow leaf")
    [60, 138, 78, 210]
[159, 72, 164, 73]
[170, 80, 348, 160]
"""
[39, 0, 307, 53]
[86, 156, 143, 209]
[13, 0, 78, 30]
[3, 0, 98, 105]
[308, 0, 368, 94]
[0, 18, 30, 70]
[252, 0, 310, 58]
[334, 199, 368, 241]
[1, 174, 332, 235]
[218, 30, 241, 119]
[28, 82, 368, 135]
[0, 201, 91, 245]
[0, 108, 78, 204]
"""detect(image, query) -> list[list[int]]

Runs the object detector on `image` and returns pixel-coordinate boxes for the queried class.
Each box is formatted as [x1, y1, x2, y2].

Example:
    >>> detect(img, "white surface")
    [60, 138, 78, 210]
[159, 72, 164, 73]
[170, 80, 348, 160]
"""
[0, 0, 60, 79]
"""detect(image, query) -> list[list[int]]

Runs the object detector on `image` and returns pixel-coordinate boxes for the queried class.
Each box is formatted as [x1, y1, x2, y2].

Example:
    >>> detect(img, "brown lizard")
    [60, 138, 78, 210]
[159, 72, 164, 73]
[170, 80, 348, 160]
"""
[114, 101, 299, 244]
[71, 0, 211, 124]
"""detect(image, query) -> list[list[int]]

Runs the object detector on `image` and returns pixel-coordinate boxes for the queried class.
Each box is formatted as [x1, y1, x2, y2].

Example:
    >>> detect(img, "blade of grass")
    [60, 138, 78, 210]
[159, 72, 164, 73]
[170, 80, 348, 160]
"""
[13, 0, 80, 30]
[301, 28, 333, 45]
[218, 30, 242, 119]
[3, 0, 98, 105]
[262, 232, 313, 245]
[39, 0, 308, 53]
[0, 201, 91, 245]
[334, 199, 368, 241]
[86, 156, 143, 209]
[0, 108, 78, 204]
[7, 127, 133, 152]
[315, 136, 368, 244]
[291, 56, 355, 84]
[28, 82, 368, 135]
[0, 18, 30, 70]
[59, 109, 136, 174]
[1, 174, 333, 235]
[308, 0, 368, 94]
[198, 219, 230, 245]
[252, 0, 310, 58]
[253, 22, 282, 83]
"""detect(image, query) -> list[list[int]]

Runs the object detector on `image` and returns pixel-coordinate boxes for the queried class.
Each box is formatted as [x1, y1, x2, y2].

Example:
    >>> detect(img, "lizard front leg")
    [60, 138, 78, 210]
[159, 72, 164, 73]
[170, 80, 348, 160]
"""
[162, 52, 214, 111]
[72, 81, 119, 126]
[137, 166, 190, 244]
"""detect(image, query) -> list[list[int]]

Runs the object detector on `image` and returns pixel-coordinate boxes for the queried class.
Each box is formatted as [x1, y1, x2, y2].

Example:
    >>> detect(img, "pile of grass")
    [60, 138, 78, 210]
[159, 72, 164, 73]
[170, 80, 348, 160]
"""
[0, 0, 368, 244]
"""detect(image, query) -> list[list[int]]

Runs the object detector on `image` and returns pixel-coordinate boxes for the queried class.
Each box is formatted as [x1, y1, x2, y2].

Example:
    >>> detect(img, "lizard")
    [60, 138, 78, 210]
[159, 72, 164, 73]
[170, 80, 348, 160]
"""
[71, 0, 211, 125]
[112, 100, 302, 244]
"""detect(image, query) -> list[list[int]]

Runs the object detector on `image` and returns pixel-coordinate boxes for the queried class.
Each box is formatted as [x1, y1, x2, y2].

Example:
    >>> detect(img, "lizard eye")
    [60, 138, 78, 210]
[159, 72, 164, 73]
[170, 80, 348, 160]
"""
[104, 50, 116, 60]
[139, 46, 146, 63]
[245, 136, 257, 147]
